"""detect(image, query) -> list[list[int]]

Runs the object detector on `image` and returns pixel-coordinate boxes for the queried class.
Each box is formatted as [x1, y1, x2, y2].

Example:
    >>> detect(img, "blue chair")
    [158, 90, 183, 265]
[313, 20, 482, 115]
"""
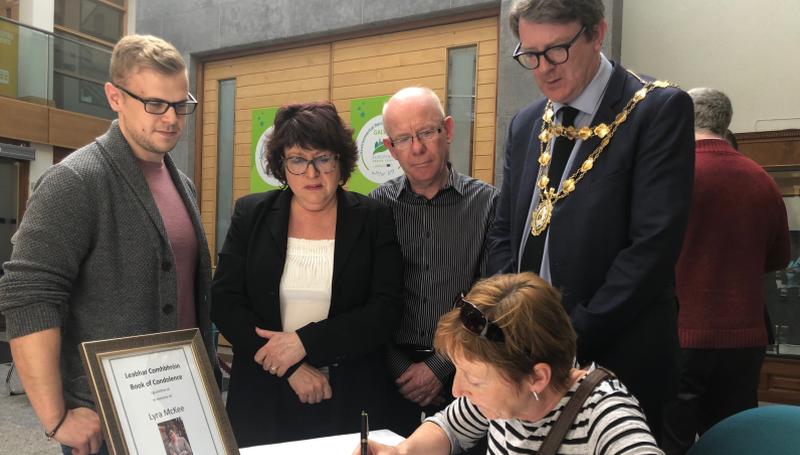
[686, 405, 800, 455]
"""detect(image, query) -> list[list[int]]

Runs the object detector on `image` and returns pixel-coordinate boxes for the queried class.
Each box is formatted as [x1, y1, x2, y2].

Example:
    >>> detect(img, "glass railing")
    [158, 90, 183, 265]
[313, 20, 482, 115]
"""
[0, 16, 114, 119]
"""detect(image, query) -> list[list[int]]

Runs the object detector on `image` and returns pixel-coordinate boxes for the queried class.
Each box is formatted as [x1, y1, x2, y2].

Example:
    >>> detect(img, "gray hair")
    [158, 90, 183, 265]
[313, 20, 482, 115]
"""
[688, 88, 733, 137]
[509, 0, 605, 40]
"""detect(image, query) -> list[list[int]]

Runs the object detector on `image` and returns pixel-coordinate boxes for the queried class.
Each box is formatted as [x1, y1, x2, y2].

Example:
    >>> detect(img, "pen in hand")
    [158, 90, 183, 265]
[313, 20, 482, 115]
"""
[361, 410, 369, 455]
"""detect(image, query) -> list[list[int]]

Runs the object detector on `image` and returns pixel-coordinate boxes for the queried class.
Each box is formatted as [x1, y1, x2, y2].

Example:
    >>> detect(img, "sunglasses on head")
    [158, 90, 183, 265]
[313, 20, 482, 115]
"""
[453, 294, 505, 342]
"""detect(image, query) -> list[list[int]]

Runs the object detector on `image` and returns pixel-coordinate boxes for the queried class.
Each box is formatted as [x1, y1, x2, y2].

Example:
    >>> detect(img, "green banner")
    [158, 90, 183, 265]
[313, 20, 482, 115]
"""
[250, 107, 282, 193]
[349, 95, 403, 194]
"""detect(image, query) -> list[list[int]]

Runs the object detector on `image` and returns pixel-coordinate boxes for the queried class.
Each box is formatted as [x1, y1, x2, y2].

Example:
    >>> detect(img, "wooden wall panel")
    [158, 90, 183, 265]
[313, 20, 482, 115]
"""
[200, 84, 219, 257]
[0, 98, 110, 150]
[200, 17, 499, 254]
[0, 97, 49, 144]
[738, 130, 800, 167]
[760, 356, 800, 404]
[202, 45, 332, 258]
[333, 17, 498, 179]
[48, 109, 111, 150]
[204, 46, 330, 80]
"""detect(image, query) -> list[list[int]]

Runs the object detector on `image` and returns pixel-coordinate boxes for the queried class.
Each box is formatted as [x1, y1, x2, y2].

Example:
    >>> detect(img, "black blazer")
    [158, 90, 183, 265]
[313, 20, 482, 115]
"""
[211, 188, 403, 445]
[488, 62, 695, 410]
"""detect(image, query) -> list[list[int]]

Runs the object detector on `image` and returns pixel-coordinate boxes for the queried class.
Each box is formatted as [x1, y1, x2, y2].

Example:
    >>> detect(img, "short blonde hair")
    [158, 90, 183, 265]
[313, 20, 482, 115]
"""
[434, 273, 577, 392]
[109, 34, 185, 84]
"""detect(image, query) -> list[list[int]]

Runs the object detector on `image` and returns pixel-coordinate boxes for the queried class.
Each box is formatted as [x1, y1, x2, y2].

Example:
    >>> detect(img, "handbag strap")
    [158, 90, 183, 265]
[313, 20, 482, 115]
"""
[537, 367, 612, 455]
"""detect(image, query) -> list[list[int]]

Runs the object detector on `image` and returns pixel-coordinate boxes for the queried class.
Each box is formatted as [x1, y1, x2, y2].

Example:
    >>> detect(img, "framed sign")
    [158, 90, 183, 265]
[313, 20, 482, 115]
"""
[80, 329, 238, 455]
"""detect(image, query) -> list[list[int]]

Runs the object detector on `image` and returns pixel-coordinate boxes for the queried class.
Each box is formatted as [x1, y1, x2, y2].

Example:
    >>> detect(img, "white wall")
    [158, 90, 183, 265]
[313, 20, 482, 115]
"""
[621, 0, 800, 133]
[18, 0, 53, 31]
[28, 143, 53, 191]
[17, 0, 53, 102]
[127, 0, 135, 35]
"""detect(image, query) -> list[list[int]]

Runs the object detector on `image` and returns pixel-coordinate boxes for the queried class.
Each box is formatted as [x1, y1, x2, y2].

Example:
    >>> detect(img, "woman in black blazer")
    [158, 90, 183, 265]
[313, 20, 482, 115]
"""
[211, 102, 403, 447]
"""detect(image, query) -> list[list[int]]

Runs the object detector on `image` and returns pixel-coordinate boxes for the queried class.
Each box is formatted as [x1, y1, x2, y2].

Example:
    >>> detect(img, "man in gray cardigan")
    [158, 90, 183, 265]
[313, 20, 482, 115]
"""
[0, 35, 215, 455]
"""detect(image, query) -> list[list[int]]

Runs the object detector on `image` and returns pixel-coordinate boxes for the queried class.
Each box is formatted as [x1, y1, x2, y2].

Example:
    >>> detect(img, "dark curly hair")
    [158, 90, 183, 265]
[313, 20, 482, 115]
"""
[266, 101, 358, 185]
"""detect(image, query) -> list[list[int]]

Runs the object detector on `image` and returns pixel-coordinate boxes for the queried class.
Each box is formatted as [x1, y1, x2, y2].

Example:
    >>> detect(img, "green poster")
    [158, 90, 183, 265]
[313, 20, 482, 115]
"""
[349, 95, 403, 194]
[250, 107, 282, 193]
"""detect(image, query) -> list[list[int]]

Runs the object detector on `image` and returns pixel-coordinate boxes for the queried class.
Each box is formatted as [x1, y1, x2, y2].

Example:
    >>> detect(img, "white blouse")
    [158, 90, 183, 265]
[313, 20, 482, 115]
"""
[279, 237, 335, 333]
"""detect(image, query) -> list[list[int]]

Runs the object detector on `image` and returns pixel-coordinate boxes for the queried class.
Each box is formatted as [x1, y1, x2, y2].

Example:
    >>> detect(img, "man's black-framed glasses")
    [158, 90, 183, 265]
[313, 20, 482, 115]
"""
[388, 124, 444, 151]
[283, 153, 339, 175]
[113, 83, 198, 115]
[454, 294, 505, 342]
[512, 26, 587, 70]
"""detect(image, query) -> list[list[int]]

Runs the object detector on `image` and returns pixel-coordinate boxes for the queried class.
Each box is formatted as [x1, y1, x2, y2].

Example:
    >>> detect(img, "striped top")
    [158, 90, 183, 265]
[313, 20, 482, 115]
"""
[427, 364, 663, 455]
[370, 168, 498, 381]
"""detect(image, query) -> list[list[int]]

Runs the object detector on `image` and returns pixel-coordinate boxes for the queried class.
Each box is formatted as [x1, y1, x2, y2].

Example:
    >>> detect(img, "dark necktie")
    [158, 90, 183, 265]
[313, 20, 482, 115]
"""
[520, 106, 580, 274]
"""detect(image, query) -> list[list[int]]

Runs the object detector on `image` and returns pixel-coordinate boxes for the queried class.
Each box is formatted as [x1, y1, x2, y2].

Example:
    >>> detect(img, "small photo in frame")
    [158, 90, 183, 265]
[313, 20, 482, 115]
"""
[159, 416, 193, 455]
[80, 328, 238, 455]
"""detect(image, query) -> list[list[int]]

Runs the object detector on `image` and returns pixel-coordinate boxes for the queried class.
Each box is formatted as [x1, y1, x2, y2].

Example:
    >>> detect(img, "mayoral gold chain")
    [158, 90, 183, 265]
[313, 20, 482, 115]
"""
[530, 77, 674, 236]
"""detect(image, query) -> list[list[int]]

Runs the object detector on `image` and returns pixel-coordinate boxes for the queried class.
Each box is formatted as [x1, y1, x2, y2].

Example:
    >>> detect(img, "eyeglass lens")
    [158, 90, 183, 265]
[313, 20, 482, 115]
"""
[144, 102, 196, 115]
[392, 127, 442, 149]
[524, 47, 568, 68]
[285, 155, 337, 175]
[514, 26, 585, 70]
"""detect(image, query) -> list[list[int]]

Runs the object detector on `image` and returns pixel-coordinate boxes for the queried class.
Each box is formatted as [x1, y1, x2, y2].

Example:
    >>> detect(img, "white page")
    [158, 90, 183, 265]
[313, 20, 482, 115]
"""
[240, 429, 405, 455]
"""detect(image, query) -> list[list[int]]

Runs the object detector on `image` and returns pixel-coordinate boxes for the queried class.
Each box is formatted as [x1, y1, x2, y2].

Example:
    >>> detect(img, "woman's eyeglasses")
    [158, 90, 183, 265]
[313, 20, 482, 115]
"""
[453, 294, 505, 342]
[283, 154, 338, 175]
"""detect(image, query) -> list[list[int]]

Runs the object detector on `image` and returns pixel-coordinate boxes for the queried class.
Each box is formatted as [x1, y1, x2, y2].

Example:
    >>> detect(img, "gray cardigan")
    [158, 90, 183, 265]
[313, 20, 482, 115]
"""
[0, 121, 215, 409]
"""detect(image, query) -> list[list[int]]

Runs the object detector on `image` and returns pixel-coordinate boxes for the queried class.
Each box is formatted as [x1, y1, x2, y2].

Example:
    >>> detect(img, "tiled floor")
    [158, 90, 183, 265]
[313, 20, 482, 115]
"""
[0, 338, 232, 455]
[0, 362, 62, 454]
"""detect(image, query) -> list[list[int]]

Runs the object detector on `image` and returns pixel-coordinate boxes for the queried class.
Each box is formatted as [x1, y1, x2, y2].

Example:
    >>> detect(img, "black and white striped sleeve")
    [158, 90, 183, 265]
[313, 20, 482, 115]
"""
[587, 384, 664, 455]
[426, 397, 489, 454]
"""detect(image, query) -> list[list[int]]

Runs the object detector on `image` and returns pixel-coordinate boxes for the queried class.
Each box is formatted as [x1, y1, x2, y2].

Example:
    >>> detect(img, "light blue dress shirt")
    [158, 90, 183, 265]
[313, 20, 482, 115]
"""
[517, 53, 614, 283]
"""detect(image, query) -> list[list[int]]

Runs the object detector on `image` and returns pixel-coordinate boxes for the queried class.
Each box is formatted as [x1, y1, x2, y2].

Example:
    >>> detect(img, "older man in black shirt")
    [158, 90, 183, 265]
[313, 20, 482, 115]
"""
[370, 87, 498, 437]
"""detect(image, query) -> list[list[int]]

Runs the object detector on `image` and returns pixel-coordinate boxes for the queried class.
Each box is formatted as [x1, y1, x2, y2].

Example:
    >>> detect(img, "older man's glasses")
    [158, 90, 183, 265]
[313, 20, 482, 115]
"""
[388, 125, 443, 151]
[113, 83, 197, 115]
[454, 294, 505, 342]
[513, 26, 586, 70]
[284, 154, 338, 175]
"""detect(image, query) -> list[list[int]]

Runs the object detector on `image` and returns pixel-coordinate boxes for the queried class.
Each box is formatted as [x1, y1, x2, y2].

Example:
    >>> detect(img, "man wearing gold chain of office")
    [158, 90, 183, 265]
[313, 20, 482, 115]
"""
[487, 0, 695, 443]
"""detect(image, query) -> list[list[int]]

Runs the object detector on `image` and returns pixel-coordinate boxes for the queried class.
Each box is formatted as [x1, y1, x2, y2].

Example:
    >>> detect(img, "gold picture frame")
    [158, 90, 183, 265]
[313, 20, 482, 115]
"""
[80, 328, 238, 455]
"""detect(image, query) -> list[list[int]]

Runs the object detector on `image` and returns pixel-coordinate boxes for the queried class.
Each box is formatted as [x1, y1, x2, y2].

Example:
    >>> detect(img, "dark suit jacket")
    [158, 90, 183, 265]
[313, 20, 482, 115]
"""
[488, 62, 695, 411]
[211, 188, 403, 446]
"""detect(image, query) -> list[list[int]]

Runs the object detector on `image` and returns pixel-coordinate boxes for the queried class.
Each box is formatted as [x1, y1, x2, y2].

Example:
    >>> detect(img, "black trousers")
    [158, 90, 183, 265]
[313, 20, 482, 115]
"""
[661, 347, 765, 455]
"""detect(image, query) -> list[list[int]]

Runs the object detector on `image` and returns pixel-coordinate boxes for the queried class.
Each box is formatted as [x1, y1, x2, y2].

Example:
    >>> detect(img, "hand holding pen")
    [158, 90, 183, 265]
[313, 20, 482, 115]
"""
[353, 411, 404, 455]
[353, 441, 401, 455]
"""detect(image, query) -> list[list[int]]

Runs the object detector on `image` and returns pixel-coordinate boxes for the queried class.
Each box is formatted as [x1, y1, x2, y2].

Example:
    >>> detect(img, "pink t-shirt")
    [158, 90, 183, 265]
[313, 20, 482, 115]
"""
[138, 159, 198, 329]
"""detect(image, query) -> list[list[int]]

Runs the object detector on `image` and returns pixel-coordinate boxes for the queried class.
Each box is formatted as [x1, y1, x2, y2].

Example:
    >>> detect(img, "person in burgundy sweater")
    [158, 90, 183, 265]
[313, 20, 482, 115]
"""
[662, 88, 790, 455]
